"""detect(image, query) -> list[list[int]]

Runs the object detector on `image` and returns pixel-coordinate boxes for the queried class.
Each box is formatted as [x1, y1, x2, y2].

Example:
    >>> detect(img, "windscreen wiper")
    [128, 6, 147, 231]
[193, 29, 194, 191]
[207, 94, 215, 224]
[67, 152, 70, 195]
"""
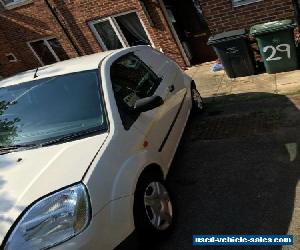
[0, 144, 39, 154]
[0, 128, 105, 153]
[0, 144, 38, 150]
[40, 128, 104, 147]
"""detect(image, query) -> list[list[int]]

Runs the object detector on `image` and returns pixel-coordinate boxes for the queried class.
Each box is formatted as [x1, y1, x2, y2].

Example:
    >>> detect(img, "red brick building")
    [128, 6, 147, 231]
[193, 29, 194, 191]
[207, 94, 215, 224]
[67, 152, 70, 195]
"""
[199, 0, 295, 34]
[0, 0, 297, 77]
[0, 0, 189, 77]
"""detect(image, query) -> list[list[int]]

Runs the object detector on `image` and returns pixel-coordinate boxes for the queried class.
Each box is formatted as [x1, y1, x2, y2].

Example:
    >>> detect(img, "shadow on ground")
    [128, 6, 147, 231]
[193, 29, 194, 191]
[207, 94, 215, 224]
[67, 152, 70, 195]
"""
[122, 92, 300, 250]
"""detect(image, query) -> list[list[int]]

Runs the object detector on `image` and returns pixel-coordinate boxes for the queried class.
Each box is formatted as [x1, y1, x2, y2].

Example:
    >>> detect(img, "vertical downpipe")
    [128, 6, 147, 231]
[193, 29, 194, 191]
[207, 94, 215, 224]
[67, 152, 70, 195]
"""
[44, 0, 82, 56]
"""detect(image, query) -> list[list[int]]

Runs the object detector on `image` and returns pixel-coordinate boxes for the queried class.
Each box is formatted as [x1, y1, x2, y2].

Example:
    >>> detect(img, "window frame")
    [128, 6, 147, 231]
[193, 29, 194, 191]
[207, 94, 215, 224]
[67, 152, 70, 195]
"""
[89, 10, 154, 51]
[232, 0, 263, 7]
[90, 16, 128, 50]
[110, 52, 161, 130]
[27, 37, 62, 66]
[0, 0, 32, 9]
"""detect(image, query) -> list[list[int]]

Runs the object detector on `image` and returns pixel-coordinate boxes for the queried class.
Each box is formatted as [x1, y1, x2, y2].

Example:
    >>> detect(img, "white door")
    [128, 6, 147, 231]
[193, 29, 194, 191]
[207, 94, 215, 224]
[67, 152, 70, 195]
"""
[109, 52, 167, 150]
[134, 49, 187, 166]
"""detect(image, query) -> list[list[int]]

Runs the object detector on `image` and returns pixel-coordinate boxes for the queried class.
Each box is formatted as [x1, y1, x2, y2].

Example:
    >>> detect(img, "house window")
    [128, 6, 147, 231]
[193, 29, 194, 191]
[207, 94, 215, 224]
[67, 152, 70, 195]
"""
[1, 0, 32, 9]
[28, 38, 69, 66]
[90, 12, 151, 50]
[232, 0, 262, 7]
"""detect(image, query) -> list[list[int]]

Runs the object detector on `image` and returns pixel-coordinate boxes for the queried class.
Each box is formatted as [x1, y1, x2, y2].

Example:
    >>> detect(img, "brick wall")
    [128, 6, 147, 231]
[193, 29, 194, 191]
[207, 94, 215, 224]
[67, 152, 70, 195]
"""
[51, 0, 186, 66]
[199, 0, 295, 34]
[0, 0, 78, 76]
[0, 30, 24, 77]
[0, 0, 186, 77]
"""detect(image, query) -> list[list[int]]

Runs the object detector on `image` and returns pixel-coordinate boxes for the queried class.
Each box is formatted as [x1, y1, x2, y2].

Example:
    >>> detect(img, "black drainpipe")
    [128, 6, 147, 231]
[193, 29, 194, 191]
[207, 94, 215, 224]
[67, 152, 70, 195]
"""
[292, 0, 300, 25]
[44, 0, 82, 56]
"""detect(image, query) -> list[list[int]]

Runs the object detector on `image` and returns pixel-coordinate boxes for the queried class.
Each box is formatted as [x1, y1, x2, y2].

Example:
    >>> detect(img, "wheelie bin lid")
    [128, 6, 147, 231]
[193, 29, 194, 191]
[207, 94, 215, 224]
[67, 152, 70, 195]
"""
[250, 19, 295, 36]
[207, 29, 247, 45]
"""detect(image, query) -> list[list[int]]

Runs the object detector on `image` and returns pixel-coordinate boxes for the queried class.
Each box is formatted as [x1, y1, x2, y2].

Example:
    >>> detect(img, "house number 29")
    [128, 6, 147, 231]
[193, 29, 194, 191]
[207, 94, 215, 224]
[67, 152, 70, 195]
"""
[263, 44, 291, 61]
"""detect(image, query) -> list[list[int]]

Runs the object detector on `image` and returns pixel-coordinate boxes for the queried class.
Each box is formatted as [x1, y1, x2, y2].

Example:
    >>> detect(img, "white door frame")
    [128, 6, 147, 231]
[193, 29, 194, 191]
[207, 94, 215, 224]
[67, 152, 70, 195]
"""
[157, 0, 191, 67]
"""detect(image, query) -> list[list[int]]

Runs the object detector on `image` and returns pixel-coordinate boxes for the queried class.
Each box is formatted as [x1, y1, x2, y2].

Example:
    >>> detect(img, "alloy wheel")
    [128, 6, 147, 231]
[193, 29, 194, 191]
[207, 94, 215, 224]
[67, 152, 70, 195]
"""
[192, 88, 204, 110]
[143, 181, 173, 231]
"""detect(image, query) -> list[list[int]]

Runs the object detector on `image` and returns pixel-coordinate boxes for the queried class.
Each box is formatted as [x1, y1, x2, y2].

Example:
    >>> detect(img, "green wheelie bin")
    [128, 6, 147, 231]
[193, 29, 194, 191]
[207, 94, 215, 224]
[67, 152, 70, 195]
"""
[250, 20, 298, 74]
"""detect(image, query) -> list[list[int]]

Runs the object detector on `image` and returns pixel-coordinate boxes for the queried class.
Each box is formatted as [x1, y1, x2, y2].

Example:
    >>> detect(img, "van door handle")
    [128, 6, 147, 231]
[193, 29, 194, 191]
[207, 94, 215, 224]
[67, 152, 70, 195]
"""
[168, 85, 175, 92]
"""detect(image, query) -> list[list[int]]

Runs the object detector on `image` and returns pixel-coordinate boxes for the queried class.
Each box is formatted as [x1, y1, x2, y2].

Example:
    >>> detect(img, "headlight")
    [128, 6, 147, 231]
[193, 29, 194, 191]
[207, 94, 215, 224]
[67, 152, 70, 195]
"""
[5, 183, 91, 250]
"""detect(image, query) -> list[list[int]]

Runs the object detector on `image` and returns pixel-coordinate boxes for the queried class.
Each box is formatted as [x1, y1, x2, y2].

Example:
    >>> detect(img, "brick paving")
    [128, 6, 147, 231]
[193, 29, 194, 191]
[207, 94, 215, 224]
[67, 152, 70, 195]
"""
[126, 65, 300, 250]
[159, 66, 300, 250]
[156, 92, 300, 250]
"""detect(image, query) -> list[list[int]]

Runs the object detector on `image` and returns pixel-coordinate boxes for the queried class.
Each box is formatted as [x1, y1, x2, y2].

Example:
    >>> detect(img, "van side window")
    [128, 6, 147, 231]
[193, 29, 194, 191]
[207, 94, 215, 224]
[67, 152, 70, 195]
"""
[110, 53, 161, 130]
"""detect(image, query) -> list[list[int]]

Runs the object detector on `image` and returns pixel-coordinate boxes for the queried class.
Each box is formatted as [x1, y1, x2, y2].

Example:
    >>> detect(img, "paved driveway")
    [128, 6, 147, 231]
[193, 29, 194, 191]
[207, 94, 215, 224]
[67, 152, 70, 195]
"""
[158, 92, 300, 250]
[122, 65, 300, 250]
[126, 91, 300, 250]
[187, 62, 300, 97]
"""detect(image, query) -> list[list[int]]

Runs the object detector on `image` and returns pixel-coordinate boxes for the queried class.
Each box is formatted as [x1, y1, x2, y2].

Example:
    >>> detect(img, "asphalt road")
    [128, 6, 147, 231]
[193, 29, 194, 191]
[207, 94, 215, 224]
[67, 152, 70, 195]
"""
[125, 92, 300, 250]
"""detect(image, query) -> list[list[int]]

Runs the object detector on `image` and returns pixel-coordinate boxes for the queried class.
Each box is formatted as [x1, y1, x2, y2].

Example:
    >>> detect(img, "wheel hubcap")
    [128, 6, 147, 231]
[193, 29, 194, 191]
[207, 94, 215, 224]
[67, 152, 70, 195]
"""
[192, 88, 203, 110]
[144, 182, 173, 231]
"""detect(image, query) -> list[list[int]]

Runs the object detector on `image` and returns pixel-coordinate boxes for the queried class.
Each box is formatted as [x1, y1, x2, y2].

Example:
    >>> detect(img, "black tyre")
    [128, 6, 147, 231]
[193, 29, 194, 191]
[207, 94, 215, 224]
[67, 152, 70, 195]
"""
[191, 81, 204, 114]
[133, 171, 175, 244]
